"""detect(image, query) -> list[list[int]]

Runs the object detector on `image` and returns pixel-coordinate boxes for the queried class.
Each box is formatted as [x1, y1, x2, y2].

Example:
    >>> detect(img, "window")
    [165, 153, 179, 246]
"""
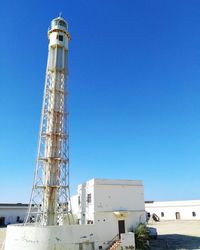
[78, 196, 80, 205]
[192, 212, 196, 217]
[175, 212, 181, 220]
[58, 20, 66, 27]
[0, 217, 5, 226]
[161, 212, 164, 217]
[87, 193, 92, 203]
[99, 246, 103, 249]
[54, 20, 66, 28]
[59, 35, 63, 41]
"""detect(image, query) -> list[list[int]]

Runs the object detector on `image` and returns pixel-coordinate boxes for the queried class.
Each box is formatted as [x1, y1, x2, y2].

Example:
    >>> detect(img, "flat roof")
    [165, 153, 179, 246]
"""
[85, 178, 143, 186]
[145, 200, 200, 207]
[0, 203, 28, 207]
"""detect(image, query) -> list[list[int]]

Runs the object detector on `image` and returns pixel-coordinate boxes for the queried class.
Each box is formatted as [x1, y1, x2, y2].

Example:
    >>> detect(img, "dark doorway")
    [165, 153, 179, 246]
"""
[175, 212, 181, 220]
[0, 217, 5, 226]
[118, 220, 125, 237]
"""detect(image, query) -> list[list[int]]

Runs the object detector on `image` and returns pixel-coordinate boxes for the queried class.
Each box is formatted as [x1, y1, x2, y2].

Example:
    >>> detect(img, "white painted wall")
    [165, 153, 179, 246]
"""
[93, 179, 144, 212]
[93, 179, 145, 235]
[4, 223, 130, 250]
[5, 224, 96, 250]
[145, 200, 200, 221]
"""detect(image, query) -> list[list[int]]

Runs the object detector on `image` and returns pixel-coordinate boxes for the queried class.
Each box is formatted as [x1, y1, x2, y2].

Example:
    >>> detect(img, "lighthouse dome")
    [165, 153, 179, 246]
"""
[50, 16, 68, 32]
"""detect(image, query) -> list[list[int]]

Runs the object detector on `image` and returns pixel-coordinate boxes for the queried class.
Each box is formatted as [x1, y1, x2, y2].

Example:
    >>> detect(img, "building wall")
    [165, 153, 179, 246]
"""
[93, 179, 144, 212]
[145, 200, 200, 221]
[70, 195, 79, 222]
[71, 178, 146, 237]
[0, 206, 27, 225]
[93, 179, 145, 234]
[71, 180, 95, 224]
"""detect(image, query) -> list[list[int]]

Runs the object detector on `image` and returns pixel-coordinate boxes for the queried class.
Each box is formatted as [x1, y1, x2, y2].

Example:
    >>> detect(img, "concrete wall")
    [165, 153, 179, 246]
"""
[4, 223, 124, 250]
[145, 200, 200, 221]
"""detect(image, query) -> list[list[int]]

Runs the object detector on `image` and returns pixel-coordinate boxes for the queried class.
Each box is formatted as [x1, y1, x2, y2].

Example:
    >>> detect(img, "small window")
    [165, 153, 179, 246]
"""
[99, 246, 103, 249]
[192, 212, 196, 217]
[59, 20, 66, 27]
[161, 212, 164, 217]
[78, 196, 80, 205]
[59, 35, 63, 41]
[0, 217, 5, 226]
[87, 193, 92, 203]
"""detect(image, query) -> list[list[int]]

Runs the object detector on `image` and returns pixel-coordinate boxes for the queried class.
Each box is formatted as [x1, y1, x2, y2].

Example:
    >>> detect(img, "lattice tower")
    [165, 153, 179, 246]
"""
[26, 16, 72, 226]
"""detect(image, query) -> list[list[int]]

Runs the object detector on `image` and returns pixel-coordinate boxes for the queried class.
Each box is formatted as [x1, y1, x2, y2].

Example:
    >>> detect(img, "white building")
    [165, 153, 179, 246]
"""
[71, 178, 146, 235]
[0, 203, 28, 226]
[145, 200, 200, 221]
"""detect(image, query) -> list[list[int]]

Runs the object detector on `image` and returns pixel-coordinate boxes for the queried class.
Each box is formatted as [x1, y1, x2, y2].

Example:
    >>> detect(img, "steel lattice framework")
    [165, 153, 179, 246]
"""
[26, 16, 72, 226]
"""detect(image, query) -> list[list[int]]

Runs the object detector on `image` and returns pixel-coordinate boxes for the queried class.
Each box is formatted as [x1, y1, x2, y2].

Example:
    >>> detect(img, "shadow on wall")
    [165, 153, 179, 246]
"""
[150, 234, 200, 250]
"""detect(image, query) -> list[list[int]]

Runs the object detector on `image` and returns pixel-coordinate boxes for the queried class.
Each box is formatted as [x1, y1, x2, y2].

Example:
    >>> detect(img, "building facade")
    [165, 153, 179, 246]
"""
[71, 178, 146, 236]
[0, 204, 28, 226]
[145, 200, 200, 221]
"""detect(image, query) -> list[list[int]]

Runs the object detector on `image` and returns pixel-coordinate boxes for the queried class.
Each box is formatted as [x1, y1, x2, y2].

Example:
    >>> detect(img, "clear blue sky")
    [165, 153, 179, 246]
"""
[1, 0, 200, 202]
